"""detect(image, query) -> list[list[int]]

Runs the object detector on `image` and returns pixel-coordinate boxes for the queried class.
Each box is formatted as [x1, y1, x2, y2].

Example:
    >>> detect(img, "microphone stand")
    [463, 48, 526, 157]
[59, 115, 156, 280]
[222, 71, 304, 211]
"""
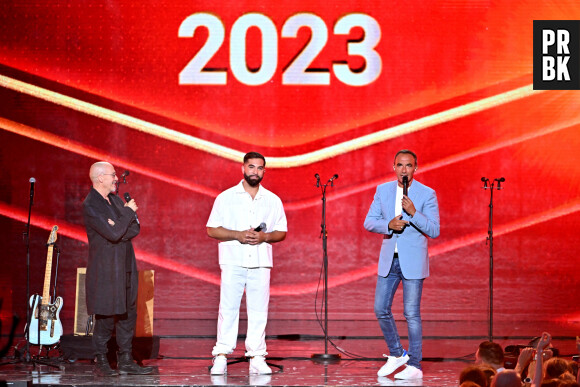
[480, 177, 504, 342]
[312, 174, 341, 363]
[24, 183, 60, 368]
[23, 181, 34, 363]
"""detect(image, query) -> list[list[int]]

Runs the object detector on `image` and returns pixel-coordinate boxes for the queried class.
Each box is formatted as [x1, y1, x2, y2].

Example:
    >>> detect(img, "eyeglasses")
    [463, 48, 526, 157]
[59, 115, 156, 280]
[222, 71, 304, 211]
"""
[101, 173, 116, 177]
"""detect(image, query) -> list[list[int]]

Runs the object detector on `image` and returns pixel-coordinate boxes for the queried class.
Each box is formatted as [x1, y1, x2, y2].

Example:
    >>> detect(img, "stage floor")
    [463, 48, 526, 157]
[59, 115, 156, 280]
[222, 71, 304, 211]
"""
[1, 319, 579, 386]
[0, 356, 469, 387]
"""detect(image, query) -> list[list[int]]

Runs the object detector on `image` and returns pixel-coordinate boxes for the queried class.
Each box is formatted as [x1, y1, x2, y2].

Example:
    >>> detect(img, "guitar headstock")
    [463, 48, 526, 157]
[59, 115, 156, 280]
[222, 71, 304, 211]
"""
[47, 225, 58, 245]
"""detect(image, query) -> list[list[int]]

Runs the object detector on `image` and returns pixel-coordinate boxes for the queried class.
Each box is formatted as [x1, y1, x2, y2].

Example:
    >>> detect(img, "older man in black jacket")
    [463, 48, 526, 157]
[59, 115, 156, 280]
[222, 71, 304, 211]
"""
[83, 161, 152, 376]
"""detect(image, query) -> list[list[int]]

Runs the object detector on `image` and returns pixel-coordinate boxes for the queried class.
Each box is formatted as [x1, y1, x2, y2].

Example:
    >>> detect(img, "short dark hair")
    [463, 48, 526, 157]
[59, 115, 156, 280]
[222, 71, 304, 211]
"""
[478, 341, 504, 366]
[394, 149, 418, 166]
[243, 152, 266, 167]
[459, 365, 488, 387]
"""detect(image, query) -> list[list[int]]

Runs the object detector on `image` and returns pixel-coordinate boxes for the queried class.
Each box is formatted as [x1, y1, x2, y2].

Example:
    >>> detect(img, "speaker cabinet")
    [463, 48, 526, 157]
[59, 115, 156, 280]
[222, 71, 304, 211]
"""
[74, 268, 154, 337]
[74, 268, 90, 336]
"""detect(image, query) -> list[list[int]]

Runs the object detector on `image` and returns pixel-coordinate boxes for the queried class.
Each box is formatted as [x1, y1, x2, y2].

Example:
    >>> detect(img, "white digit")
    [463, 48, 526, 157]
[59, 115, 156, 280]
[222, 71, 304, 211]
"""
[333, 14, 382, 86]
[282, 13, 330, 85]
[178, 13, 226, 85]
[230, 13, 277, 86]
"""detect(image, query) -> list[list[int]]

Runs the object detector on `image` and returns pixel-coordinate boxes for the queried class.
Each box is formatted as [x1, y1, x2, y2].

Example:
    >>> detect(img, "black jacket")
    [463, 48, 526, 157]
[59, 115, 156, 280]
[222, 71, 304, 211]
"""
[83, 188, 140, 315]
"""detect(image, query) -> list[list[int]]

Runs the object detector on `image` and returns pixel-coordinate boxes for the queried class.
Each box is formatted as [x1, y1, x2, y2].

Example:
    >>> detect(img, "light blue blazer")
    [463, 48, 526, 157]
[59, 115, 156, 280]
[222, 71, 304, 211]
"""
[364, 180, 440, 279]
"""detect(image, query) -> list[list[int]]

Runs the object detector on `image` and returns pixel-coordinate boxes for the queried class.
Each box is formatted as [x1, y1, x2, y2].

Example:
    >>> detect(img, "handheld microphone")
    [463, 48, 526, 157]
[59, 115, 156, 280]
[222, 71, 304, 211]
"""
[402, 176, 408, 196]
[29, 177, 36, 205]
[254, 222, 266, 232]
[123, 192, 140, 224]
[314, 173, 320, 187]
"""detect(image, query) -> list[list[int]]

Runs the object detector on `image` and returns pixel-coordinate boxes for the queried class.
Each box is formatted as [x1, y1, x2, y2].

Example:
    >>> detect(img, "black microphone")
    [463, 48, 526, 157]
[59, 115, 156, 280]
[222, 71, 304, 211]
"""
[314, 173, 320, 187]
[121, 170, 130, 184]
[29, 177, 36, 205]
[495, 177, 505, 189]
[329, 174, 339, 187]
[123, 192, 140, 224]
[481, 177, 488, 189]
[254, 222, 266, 232]
[402, 175, 408, 196]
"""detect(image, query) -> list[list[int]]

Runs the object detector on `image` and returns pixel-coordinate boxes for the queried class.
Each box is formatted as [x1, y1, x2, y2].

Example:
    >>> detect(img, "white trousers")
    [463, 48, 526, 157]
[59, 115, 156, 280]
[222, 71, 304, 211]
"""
[212, 265, 271, 357]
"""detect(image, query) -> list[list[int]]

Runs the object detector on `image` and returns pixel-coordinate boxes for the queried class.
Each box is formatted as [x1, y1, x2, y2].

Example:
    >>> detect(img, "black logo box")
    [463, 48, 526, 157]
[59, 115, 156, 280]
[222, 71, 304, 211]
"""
[533, 20, 580, 90]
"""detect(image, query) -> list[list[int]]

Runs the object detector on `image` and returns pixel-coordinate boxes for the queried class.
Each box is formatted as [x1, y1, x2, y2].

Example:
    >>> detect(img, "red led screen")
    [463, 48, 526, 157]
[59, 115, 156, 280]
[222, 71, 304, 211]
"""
[0, 1, 579, 338]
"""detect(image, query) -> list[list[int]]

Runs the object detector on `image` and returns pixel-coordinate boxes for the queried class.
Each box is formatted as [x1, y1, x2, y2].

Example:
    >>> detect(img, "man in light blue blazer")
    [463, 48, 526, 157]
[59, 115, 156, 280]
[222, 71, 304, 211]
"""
[364, 150, 440, 380]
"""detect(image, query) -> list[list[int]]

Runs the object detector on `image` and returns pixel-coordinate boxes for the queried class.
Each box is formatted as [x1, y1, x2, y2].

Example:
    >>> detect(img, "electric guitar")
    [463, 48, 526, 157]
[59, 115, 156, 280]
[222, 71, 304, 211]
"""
[26, 225, 63, 345]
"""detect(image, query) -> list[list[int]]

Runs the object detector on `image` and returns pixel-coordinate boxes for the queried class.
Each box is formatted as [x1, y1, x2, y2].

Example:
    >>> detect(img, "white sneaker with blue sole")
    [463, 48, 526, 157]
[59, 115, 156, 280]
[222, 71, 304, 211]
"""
[377, 350, 409, 377]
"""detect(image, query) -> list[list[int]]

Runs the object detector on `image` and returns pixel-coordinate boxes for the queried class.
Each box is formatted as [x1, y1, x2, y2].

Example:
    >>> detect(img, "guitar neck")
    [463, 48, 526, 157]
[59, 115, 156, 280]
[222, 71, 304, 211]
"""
[42, 244, 54, 305]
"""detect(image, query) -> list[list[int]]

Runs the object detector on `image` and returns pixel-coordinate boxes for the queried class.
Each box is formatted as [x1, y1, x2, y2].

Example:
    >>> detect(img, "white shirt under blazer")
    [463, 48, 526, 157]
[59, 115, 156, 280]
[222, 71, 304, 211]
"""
[364, 179, 440, 279]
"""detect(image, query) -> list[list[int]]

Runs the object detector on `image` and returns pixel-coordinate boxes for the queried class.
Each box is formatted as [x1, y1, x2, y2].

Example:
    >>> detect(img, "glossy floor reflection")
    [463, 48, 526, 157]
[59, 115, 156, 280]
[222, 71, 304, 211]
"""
[1, 318, 579, 386]
[0, 356, 468, 386]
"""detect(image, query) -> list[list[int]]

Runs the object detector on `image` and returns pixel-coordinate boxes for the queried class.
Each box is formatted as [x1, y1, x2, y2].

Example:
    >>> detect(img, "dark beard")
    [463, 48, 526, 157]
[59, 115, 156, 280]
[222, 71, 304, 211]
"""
[244, 173, 262, 187]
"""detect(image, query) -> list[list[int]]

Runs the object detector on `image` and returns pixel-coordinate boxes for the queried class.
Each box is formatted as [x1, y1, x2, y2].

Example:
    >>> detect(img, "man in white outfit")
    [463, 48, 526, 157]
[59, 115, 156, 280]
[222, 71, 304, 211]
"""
[206, 151, 287, 375]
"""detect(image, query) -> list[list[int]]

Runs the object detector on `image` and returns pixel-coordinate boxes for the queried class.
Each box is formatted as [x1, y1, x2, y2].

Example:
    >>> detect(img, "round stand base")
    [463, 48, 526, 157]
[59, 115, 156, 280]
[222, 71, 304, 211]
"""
[311, 353, 341, 363]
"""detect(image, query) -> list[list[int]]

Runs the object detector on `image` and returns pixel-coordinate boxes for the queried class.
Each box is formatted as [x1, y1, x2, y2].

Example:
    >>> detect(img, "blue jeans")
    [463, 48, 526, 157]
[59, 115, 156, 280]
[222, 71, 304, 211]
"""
[374, 257, 424, 369]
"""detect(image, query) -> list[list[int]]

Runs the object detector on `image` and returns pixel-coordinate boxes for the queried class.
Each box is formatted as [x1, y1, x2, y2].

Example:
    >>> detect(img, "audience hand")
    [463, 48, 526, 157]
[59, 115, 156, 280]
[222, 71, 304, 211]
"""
[536, 332, 551, 353]
[518, 347, 534, 366]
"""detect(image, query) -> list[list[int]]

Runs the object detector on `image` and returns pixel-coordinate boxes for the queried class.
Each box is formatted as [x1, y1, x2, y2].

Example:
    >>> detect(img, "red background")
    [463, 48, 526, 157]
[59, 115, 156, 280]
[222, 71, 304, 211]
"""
[0, 1, 579, 342]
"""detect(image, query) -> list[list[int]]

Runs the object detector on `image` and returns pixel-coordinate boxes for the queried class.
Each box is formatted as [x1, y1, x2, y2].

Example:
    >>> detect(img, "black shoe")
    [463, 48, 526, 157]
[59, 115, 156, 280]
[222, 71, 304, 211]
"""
[94, 354, 119, 377]
[117, 352, 154, 375]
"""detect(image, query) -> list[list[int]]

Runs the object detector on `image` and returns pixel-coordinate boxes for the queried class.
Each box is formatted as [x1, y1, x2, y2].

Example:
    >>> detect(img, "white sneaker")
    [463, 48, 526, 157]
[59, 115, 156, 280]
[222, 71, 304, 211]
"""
[377, 350, 409, 377]
[394, 365, 423, 379]
[210, 355, 227, 375]
[249, 355, 272, 375]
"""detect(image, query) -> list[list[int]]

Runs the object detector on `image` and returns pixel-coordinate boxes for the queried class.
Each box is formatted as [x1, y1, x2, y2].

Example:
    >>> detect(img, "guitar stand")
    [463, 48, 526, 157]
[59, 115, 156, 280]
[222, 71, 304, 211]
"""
[34, 343, 66, 370]
[19, 243, 64, 370]
[23, 342, 64, 368]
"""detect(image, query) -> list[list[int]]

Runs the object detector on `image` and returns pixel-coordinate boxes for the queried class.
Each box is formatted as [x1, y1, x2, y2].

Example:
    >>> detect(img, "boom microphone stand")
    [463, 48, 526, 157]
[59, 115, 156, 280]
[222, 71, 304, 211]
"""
[481, 177, 505, 342]
[312, 174, 341, 363]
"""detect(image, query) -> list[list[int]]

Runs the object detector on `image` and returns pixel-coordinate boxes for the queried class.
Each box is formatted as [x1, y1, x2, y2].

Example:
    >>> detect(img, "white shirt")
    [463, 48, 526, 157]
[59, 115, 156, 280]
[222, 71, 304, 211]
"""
[206, 180, 287, 268]
[394, 184, 404, 253]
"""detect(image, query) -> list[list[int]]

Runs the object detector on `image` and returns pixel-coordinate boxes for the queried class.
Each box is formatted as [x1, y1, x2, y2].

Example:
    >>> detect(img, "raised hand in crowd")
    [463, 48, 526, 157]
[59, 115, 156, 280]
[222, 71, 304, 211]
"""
[531, 332, 551, 387]
[514, 347, 534, 376]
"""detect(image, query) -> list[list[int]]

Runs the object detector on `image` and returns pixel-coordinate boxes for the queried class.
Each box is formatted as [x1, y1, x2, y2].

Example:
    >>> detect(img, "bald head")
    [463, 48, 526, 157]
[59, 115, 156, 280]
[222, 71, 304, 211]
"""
[90, 162, 113, 183]
[89, 161, 118, 197]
